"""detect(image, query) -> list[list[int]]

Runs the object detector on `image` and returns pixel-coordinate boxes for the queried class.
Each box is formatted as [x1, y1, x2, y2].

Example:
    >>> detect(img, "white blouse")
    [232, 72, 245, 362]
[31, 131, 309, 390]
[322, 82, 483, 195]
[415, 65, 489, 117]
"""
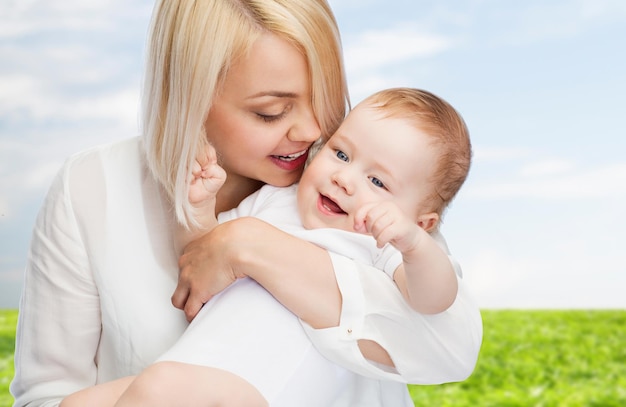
[11, 137, 482, 407]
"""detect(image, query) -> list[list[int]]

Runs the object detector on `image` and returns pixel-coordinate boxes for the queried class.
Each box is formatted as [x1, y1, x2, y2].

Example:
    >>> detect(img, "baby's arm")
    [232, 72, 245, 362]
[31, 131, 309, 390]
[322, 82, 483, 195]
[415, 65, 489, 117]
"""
[354, 201, 458, 314]
[176, 144, 227, 252]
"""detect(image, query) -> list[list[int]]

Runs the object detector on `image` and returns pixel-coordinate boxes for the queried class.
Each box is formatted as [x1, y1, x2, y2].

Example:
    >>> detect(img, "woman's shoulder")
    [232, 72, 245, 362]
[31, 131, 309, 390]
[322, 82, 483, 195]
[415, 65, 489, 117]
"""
[59, 136, 146, 187]
[54, 136, 148, 206]
[65, 136, 142, 169]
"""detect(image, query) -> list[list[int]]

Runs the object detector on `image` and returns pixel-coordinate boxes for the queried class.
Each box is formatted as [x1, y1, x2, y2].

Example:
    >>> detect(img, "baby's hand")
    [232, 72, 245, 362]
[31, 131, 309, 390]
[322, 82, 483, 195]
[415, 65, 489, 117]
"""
[354, 201, 420, 252]
[188, 143, 227, 206]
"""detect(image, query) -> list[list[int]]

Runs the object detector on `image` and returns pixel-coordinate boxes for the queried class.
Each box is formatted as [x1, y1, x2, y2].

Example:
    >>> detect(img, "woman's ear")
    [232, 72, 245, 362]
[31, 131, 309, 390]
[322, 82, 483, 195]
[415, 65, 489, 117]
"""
[417, 212, 439, 233]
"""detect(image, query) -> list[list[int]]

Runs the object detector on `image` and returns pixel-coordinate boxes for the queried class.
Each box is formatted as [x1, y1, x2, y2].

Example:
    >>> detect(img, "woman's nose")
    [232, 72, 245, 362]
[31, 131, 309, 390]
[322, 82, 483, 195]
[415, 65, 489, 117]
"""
[288, 108, 321, 143]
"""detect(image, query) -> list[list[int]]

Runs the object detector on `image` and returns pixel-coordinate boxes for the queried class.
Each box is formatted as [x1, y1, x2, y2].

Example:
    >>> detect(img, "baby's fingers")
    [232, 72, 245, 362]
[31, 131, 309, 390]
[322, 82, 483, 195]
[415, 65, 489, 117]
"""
[202, 163, 227, 194]
[206, 142, 219, 164]
[194, 143, 219, 175]
[354, 202, 378, 233]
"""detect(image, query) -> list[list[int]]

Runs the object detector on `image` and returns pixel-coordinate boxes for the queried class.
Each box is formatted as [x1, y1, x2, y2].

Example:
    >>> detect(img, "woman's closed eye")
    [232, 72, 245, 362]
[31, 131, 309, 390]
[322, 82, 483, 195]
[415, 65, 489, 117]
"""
[254, 101, 293, 123]
[256, 111, 287, 123]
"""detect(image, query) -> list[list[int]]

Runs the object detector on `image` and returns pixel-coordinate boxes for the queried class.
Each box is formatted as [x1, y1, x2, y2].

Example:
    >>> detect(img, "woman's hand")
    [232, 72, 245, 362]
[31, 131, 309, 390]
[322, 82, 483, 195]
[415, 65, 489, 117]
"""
[172, 217, 342, 327]
[172, 221, 240, 322]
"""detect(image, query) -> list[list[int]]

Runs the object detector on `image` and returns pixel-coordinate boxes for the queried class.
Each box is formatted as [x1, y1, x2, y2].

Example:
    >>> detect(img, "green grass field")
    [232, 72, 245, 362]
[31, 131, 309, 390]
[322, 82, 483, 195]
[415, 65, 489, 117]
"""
[1, 309, 625, 407]
[1, 310, 17, 407]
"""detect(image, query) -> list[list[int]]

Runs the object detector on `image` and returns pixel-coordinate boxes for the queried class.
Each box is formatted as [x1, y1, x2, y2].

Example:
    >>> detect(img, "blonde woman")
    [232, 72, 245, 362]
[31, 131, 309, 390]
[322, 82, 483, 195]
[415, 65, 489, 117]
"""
[11, 1, 482, 406]
[62, 87, 479, 407]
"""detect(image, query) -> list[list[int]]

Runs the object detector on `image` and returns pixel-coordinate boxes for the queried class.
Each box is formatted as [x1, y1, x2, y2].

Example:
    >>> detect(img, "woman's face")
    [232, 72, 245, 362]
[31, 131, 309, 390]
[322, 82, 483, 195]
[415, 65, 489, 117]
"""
[205, 32, 320, 189]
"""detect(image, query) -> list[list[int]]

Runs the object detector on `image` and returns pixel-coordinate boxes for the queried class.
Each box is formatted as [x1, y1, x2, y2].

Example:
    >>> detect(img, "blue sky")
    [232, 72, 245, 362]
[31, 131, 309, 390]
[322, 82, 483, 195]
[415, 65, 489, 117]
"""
[1, 0, 625, 309]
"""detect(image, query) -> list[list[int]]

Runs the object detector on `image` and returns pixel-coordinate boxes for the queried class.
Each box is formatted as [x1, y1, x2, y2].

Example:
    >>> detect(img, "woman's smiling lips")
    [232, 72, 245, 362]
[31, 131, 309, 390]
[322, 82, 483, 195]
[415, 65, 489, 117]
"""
[317, 194, 346, 216]
[270, 149, 309, 171]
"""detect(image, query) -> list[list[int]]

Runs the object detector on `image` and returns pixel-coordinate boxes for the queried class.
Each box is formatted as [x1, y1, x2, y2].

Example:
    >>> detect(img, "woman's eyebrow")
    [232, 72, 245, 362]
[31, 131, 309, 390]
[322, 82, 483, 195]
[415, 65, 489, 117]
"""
[248, 91, 298, 99]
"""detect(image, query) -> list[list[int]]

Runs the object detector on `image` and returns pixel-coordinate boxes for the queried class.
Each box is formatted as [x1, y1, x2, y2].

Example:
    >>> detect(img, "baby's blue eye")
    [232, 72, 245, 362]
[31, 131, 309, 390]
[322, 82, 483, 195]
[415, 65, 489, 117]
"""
[370, 177, 385, 189]
[335, 150, 349, 162]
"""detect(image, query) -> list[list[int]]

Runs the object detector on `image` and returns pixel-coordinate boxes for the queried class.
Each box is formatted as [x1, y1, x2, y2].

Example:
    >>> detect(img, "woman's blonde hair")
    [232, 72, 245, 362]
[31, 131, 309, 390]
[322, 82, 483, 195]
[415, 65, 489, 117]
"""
[142, 0, 349, 226]
[365, 88, 472, 217]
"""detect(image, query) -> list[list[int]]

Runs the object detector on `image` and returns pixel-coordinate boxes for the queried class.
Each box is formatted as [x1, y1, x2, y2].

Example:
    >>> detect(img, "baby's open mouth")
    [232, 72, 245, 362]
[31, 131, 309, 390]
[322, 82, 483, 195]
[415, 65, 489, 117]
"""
[320, 195, 346, 214]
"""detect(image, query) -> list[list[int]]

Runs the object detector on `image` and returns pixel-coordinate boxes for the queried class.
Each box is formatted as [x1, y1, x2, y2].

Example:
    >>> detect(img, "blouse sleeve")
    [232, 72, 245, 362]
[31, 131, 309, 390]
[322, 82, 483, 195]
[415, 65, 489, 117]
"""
[11, 154, 103, 407]
[301, 251, 483, 385]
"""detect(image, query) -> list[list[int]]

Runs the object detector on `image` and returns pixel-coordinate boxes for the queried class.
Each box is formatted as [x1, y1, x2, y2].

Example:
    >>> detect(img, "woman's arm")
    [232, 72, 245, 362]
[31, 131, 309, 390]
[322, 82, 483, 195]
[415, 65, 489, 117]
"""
[174, 217, 342, 329]
[11, 158, 103, 407]
[174, 217, 482, 383]
[174, 217, 395, 368]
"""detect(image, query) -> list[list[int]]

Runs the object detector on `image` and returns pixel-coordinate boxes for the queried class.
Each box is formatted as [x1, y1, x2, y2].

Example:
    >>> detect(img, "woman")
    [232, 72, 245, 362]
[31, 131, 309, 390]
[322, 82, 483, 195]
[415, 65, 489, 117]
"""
[11, 1, 482, 406]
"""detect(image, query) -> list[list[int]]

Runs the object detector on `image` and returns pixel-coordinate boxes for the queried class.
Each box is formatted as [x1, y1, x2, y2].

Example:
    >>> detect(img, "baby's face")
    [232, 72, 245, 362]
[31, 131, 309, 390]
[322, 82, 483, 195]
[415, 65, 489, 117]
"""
[297, 102, 438, 232]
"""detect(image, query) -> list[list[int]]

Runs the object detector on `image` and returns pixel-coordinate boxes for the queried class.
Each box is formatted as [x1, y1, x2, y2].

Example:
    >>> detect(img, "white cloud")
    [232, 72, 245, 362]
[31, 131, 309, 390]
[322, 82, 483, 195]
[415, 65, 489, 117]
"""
[519, 158, 575, 177]
[0, 0, 153, 70]
[489, 0, 626, 46]
[579, 0, 626, 21]
[347, 73, 408, 104]
[0, 73, 139, 124]
[55, 88, 141, 127]
[0, 151, 63, 222]
[0, 74, 48, 116]
[464, 243, 626, 309]
[342, 23, 458, 101]
[466, 162, 626, 201]
[462, 248, 528, 307]
[0, 1, 121, 37]
[344, 26, 454, 72]
[21, 161, 65, 191]
[0, 0, 146, 127]
[473, 146, 533, 162]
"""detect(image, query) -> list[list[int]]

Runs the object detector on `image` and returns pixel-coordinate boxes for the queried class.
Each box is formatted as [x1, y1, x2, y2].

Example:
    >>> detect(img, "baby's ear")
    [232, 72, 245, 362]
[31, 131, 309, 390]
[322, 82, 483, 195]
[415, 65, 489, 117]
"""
[417, 212, 439, 233]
